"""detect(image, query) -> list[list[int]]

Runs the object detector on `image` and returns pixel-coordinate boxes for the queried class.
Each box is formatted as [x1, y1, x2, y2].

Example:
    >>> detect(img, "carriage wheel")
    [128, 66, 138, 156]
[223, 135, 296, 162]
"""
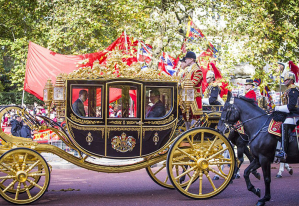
[0, 163, 42, 194]
[146, 160, 175, 189]
[167, 128, 235, 199]
[0, 148, 50, 204]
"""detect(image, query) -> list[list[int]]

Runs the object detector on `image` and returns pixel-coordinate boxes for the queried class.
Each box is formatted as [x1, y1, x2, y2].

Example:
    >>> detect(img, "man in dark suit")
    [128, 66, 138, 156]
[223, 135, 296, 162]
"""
[146, 89, 166, 118]
[72, 90, 88, 117]
[11, 115, 23, 136]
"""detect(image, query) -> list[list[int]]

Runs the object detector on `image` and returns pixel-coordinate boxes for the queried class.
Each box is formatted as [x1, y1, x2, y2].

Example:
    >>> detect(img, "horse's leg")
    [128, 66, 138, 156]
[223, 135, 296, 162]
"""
[235, 142, 245, 179]
[256, 156, 272, 206]
[244, 145, 261, 180]
[244, 158, 261, 198]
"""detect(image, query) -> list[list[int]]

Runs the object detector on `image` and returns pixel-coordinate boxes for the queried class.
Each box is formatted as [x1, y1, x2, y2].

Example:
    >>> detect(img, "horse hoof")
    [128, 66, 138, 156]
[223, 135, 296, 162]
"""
[256, 201, 265, 206]
[236, 174, 240, 179]
[255, 173, 261, 180]
[256, 188, 261, 198]
[289, 168, 293, 175]
[276, 174, 282, 178]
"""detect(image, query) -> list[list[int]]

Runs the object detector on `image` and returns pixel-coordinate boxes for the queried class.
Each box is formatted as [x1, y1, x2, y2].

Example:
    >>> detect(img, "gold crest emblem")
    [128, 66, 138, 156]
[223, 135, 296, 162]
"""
[153, 132, 159, 145]
[111, 132, 136, 152]
[86, 132, 93, 145]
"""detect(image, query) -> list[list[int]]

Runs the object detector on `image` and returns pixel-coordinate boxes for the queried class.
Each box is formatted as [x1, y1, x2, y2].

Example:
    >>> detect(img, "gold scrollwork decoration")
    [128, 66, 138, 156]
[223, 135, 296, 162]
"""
[107, 127, 140, 139]
[142, 121, 176, 138]
[70, 114, 103, 125]
[126, 121, 138, 125]
[109, 121, 122, 124]
[67, 121, 105, 139]
[61, 49, 179, 82]
[145, 114, 174, 125]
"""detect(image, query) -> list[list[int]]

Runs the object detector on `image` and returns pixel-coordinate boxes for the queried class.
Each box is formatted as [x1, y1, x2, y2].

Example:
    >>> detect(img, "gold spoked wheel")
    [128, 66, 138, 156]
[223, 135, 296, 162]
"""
[0, 163, 42, 194]
[167, 128, 235, 199]
[0, 148, 50, 204]
[146, 160, 175, 189]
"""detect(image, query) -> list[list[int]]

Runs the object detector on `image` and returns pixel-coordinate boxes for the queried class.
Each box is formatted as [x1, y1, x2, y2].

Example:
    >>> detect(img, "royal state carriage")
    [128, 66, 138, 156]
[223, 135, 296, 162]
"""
[0, 54, 235, 204]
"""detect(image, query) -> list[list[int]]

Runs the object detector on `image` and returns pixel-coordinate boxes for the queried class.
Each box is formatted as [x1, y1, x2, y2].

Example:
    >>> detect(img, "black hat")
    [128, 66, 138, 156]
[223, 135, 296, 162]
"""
[179, 57, 186, 62]
[245, 79, 254, 85]
[185, 51, 196, 60]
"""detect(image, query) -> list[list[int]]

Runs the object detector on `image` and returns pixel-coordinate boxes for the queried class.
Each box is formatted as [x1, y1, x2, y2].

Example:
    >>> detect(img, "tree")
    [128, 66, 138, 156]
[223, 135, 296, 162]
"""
[1, 0, 298, 98]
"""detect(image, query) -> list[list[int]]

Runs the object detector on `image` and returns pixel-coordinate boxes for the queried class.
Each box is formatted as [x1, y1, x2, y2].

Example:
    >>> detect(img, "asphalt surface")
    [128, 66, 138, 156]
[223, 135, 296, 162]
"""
[1, 163, 298, 206]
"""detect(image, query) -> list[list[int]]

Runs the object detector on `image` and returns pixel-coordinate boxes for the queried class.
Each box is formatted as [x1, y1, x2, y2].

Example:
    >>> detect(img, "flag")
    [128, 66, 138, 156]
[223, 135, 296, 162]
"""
[138, 42, 152, 64]
[159, 52, 179, 76]
[186, 20, 218, 57]
[186, 21, 205, 40]
[253, 79, 261, 86]
[261, 86, 273, 108]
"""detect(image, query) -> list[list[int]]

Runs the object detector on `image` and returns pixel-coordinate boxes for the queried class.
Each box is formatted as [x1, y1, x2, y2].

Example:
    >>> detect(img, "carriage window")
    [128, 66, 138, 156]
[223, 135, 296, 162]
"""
[72, 87, 102, 118]
[145, 87, 172, 119]
[108, 85, 138, 118]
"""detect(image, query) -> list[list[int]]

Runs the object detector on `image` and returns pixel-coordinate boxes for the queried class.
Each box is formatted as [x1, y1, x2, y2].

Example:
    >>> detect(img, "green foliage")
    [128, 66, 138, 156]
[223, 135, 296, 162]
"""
[0, 91, 43, 105]
[0, 0, 298, 98]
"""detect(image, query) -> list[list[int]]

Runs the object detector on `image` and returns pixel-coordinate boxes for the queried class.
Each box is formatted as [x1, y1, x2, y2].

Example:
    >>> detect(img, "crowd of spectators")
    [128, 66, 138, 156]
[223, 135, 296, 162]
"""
[1, 102, 58, 139]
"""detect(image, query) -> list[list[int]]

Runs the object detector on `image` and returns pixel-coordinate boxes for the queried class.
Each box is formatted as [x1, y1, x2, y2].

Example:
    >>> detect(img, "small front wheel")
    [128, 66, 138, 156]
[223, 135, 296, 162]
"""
[167, 128, 235, 199]
[0, 148, 50, 204]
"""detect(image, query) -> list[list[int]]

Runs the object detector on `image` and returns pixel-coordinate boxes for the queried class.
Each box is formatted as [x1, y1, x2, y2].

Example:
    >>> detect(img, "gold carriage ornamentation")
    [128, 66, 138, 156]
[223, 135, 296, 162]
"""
[0, 49, 235, 205]
[111, 132, 136, 152]
[86, 132, 94, 145]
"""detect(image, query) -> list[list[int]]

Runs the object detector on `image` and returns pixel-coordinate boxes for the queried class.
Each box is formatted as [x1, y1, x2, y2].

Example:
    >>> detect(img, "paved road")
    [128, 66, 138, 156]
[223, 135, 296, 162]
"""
[0, 163, 298, 206]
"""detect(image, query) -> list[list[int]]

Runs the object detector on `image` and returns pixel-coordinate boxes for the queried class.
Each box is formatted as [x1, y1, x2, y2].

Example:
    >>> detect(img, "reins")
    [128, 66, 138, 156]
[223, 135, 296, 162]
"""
[224, 103, 269, 144]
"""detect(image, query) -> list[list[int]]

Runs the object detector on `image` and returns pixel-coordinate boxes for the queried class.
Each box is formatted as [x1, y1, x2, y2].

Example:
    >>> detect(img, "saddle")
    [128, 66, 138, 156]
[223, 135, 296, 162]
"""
[268, 119, 283, 137]
[268, 111, 297, 137]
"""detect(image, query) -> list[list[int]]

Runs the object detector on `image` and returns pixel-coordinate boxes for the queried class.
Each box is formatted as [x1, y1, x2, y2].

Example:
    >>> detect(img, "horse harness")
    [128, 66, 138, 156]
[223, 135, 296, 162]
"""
[222, 103, 270, 145]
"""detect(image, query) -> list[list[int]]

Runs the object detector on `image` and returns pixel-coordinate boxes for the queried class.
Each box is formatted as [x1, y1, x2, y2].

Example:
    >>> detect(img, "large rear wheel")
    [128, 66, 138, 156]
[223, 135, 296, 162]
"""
[0, 148, 50, 204]
[167, 128, 235, 199]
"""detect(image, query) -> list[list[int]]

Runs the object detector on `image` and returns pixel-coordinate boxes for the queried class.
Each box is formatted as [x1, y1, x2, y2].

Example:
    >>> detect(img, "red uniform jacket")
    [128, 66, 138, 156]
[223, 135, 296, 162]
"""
[245, 89, 256, 101]
[181, 63, 203, 119]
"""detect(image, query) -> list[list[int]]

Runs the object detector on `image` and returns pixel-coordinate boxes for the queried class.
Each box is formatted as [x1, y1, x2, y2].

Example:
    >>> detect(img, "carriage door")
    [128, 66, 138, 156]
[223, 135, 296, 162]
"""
[106, 81, 142, 158]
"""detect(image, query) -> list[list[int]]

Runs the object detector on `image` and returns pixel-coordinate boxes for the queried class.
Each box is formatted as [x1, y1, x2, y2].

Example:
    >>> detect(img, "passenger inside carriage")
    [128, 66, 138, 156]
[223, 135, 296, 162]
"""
[146, 89, 166, 118]
[72, 89, 88, 117]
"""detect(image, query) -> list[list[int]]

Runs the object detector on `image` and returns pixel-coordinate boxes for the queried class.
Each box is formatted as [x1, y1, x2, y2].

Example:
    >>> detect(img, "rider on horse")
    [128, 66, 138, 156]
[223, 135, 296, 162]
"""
[202, 70, 224, 105]
[244, 79, 256, 100]
[274, 71, 299, 162]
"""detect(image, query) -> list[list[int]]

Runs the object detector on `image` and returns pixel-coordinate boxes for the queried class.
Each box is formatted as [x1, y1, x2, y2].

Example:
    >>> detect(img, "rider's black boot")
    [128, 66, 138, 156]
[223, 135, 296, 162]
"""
[275, 124, 290, 162]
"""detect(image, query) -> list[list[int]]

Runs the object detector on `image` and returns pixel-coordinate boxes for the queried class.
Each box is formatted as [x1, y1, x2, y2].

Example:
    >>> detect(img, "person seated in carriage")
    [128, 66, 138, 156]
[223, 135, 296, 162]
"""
[146, 89, 166, 118]
[72, 89, 88, 117]
[244, 79, 257, 101]
[202, 70, 224, 106]
[274, 71, 299, 162]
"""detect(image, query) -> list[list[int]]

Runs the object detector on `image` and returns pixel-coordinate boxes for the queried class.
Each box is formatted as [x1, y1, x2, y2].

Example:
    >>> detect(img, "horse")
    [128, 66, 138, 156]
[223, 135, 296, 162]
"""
[227, 130, 260, 180]
[217, 91, 299, 206]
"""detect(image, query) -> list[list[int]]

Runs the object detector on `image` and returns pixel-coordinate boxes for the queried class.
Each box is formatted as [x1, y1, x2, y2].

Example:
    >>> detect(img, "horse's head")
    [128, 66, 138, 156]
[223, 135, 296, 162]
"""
[217, 91, 240, 134]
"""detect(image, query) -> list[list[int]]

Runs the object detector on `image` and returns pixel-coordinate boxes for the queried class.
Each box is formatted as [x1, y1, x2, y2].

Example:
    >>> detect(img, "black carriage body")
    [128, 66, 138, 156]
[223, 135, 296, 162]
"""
[65, 79, 178, 158]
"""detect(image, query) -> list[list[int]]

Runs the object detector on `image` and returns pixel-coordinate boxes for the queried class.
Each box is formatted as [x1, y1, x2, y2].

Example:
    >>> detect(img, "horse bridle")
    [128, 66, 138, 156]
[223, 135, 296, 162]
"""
[221, 100, 269, 144]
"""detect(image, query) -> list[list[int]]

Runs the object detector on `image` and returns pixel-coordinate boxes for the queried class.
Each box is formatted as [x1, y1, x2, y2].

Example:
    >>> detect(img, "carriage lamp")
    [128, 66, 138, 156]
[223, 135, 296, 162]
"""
[43, 79, 53, 118]
[53, 74, 66, 121]
[182, 79, 194, 122]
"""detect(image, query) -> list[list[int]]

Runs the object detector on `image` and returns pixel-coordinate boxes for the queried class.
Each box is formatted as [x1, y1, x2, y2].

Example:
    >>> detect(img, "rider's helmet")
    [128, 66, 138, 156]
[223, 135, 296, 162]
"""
[284, 71, 296, 83]
[206, 70, 215, 79]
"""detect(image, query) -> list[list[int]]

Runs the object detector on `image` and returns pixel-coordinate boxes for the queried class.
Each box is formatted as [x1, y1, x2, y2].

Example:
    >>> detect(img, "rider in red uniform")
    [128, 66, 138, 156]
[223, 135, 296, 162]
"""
[244, 79, 256, 101]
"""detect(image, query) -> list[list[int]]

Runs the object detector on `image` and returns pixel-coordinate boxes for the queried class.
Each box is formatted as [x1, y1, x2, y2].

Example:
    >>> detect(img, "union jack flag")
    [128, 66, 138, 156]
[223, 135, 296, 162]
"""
[138, 42, 152, 64]
[159, 52, 179, 76]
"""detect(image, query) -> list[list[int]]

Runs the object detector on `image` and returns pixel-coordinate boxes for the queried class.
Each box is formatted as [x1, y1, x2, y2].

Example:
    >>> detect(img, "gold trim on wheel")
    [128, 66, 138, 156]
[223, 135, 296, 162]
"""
[167, 128, 235, 199]
[146, 160, 174, 189]
[0, 148, 50, 204]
